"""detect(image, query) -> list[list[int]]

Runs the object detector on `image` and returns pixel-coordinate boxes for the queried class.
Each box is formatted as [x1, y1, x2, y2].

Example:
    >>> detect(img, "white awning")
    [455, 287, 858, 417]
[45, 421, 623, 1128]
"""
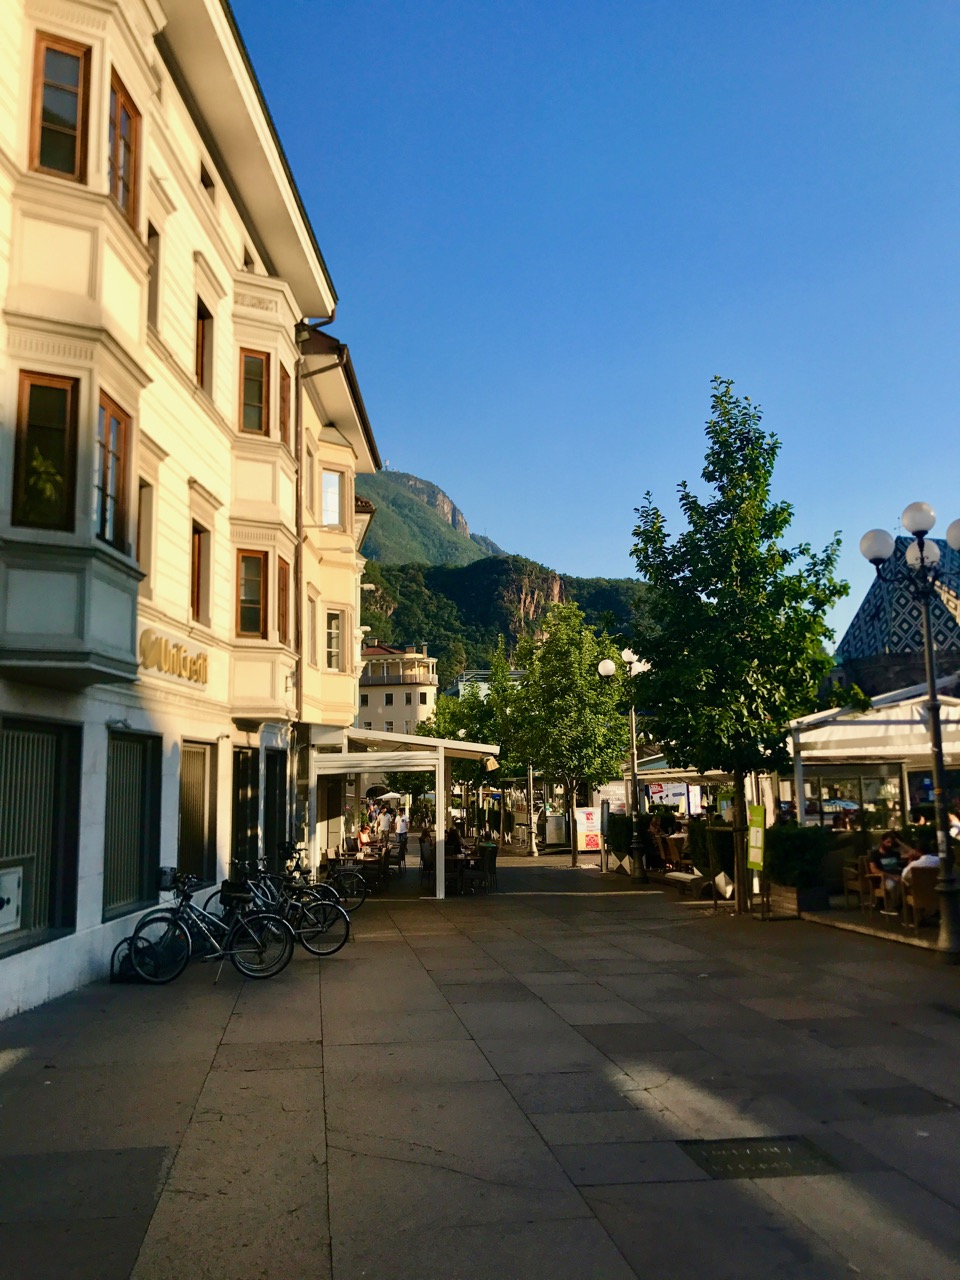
[789, 681, 960, 766]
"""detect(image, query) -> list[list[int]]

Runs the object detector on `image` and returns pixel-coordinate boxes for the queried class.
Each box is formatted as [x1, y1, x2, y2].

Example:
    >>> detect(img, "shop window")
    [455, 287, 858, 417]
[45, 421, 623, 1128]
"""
[236, 551, 267, 638]
[277, 557, 290, 646]
[321, 469, 342, 527]
[108, 71, 139, 223]
[279, 365, 290, 447]
[239, 349, 269, 434]
[12, 371, 78, 531]
[103, 731, 161, 920]
[196, 298, 213, 391]
[232, 747, 259, 864]
[30, 32, 90, 181]
[326, 611, 343, 671]
[95, 392, 130, 550]
[0, 718, 81, 955]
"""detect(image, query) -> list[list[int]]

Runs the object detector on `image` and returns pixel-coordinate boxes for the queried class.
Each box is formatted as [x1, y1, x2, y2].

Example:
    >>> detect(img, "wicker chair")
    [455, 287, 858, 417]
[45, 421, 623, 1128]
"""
[902, 865, 939, 929]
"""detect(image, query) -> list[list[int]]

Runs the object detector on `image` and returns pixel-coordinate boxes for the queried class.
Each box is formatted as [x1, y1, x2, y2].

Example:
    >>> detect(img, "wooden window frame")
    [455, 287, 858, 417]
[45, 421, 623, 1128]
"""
[320, 468, 344, 528]
[12, 370, 79, 531]
[95, 391, 130, 550]
[325, 610, 344, 672]
[108, 70, 140, 225]
[30, 31, 91, 182]
[277, 556, 290, 646]
[279, 365, 291, 447]
[239, 349, 269, 435]
[236, 550, 268, 639]
[195, 297, 213, 391]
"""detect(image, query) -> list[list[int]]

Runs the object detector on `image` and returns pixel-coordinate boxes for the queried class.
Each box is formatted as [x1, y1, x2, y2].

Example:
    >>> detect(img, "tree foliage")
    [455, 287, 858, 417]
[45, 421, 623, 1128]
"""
[512, 603, 630, 863]
[630, 377, 849, 904]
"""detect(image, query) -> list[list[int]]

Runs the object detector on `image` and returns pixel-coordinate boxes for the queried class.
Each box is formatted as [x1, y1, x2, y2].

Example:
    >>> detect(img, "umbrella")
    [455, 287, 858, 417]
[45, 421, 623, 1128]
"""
[378, 791, 402, 802]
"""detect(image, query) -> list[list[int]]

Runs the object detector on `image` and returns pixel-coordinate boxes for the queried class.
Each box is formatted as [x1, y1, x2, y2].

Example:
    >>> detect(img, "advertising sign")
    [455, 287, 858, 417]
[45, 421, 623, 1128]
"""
[747, 804, 766, 871]
[575, 808, 603, 853]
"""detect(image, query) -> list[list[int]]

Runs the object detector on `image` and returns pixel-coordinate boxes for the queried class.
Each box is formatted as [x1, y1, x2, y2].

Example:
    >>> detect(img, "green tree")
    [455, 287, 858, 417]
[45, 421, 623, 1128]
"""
[513, 603, 629, 865]
[631, 377, 849, 910]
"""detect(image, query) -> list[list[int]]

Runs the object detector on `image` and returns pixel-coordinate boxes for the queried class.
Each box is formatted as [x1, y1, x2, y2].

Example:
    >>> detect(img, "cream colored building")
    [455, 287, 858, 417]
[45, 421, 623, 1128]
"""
[0, 0, 379, 1015]
[358, 642, 439, 735]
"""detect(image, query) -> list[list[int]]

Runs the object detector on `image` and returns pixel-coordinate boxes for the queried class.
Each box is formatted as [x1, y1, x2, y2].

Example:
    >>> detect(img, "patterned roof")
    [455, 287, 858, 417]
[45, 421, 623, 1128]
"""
[836, 536, 960, 662]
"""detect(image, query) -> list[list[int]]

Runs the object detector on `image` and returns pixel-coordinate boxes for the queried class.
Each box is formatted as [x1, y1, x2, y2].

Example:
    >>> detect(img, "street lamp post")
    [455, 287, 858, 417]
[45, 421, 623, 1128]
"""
[598, 649, 649, 884]
[860, 502, 960, 961]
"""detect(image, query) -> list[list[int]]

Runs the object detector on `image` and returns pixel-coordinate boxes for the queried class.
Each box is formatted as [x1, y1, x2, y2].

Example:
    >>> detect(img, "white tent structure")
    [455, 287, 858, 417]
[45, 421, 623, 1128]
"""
[787, 677, 960, 820]
[306, 725, 499, 899]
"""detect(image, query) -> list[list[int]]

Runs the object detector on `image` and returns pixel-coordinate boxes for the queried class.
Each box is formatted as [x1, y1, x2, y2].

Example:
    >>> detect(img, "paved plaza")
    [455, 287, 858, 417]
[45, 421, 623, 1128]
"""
[2, 858, 960, 1279]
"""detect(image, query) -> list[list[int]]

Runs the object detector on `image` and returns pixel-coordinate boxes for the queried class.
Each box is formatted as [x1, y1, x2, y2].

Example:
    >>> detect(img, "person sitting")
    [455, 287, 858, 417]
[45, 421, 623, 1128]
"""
[446, 826, 463, 858]
[901, 845, 940, 885]
[869, 830, 920, 909]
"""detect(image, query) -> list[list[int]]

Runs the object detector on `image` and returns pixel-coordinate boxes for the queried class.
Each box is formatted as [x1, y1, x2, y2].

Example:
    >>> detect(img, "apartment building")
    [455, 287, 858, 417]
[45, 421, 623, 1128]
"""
[358, 642, 438, 735]
[0, 0, 378, 1014]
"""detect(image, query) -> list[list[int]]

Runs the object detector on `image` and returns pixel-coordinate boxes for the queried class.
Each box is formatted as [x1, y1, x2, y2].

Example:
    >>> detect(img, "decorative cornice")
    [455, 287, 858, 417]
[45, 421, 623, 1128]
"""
[194, 250, 227, 303]
[147, 167, 177, 218]
[235, 291, 278, 313]
[188, 476, 224, 512]
[27, 0, 110, 36]
[139, 431, 169, 465]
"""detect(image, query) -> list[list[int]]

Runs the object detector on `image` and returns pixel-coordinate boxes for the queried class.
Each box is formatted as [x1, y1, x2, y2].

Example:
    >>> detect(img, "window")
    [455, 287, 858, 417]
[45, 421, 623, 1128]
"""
[103, 731, 161, 920]
[146, 224, 160, 327]
[12, 371, 78, 530]
[384, 721, 394, 734]
[404, 721, 411, 734]
[359, 693, 369, 707]
[200, 162, 215, 199]
[239, 350, 268, 433]
[95, 392, 130, 549]
[405, 692, 412, 706]
[137, 479, 154, 592]
[30, 32, 90, 181]
[419, 691, 428, 705]
[195, 298, 213, 391]
[362, 721, 372, 730]
[384, 692, 394, 707]
[326, 611, 343, 671]
[236, 551, 267, 638]
[306, 597, 318, 666]
[277, 557, 290, 646]
[279, 365, 291, 447]
[321, 469, 342, 527]
[108, 71, 139, 223]
[304, 446, 315, 511]
[191, 523, 210, 624]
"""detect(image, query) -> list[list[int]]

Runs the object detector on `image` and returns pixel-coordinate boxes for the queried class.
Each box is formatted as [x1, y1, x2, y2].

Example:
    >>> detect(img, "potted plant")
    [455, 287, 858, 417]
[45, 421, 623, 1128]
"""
[763, 824, 830, 914]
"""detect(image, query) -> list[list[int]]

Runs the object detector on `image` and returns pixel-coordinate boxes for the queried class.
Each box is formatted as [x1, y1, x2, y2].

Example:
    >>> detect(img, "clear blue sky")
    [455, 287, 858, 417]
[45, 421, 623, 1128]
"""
[231, 0, 960, 643]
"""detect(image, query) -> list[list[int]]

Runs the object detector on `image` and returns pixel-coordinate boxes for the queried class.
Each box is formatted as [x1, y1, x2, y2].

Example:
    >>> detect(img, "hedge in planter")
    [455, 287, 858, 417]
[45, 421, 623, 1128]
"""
[764, 823, 830, 912]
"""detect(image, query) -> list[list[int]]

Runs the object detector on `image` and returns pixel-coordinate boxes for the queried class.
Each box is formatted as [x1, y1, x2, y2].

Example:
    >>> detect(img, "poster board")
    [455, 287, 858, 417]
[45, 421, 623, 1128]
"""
[575, 807, 603, 853]
[747, 803, 766, 871]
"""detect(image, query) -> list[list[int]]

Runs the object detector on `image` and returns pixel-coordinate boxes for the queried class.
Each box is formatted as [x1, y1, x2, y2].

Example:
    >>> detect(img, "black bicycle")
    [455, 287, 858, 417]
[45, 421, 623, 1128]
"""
[278, 842, 368, 912]
[131, 870, 295, 983]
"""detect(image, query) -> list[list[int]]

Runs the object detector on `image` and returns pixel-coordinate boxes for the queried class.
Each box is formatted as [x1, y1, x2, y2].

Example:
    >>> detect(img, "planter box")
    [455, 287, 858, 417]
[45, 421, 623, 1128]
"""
[767, 881, 830, 917]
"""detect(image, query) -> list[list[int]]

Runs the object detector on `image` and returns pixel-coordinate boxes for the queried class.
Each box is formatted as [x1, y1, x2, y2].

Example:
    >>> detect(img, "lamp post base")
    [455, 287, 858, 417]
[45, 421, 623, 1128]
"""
[936, 873, 960, 961]
[630, 841, 648, 885]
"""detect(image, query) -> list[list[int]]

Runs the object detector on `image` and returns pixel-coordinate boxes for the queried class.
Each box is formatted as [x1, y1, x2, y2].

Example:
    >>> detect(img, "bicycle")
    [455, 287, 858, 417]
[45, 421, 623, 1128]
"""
[202, 859, 351, 957]
[131, 870, 295, 983]
[278, 842, 368, 912]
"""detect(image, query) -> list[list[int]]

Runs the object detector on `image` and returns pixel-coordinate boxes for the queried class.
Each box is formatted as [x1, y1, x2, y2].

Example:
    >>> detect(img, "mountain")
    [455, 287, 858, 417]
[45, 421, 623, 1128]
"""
[356, 471, 506, 566]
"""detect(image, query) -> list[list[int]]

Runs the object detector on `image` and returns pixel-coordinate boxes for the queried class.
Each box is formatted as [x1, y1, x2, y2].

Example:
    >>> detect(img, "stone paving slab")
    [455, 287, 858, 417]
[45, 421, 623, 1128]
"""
[2, 866, 960, 1278]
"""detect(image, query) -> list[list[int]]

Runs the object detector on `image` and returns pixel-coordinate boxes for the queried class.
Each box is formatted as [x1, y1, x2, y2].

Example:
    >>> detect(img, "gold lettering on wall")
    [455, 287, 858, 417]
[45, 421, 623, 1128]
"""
[139, 629, 208, 685]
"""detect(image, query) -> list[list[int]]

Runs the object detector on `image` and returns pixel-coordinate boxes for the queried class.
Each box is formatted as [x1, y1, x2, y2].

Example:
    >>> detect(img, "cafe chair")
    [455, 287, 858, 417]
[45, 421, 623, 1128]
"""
[902, 866, 939, 929]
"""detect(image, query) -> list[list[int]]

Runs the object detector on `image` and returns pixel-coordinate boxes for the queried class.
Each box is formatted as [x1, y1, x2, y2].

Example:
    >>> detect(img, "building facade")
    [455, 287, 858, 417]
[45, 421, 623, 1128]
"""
[0, 0, 378, 1015]
[357, 642, 438, 735]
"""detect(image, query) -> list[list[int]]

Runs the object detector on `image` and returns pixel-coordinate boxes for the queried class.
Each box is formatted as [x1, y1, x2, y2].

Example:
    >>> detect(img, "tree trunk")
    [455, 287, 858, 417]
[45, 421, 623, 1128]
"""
[732, 765, 749, 915]
[568, 779, 578, 867]
[499, 781, 507, 846]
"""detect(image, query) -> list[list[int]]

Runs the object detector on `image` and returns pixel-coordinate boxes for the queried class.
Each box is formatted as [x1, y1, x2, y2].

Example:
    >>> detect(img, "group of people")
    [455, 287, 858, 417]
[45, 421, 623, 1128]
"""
[868, 829, 942, 909]
[358, 803, 409, 857]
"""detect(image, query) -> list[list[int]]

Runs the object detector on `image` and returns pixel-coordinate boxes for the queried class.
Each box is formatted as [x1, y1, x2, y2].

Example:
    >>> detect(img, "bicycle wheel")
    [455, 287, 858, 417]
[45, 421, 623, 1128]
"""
[307, 882, 341, 906]
[330, 870, 367, 912]
[131, 913, 191, 983]
[228, 912, 294, 978]
[201, 888, 225, 918]
[297, 899, 351, 957]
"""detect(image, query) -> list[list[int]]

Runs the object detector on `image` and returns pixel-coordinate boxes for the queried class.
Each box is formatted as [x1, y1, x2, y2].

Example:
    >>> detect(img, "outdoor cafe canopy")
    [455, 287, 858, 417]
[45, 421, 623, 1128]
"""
[309, 724, 500, 899]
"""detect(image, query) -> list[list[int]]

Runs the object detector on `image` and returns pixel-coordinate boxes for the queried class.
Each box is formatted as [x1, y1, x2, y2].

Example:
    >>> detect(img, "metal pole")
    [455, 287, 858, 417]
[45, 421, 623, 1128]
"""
[527, 763, 538, 856]
[629, 706, 647, 883]
[918, 579, 960, 959]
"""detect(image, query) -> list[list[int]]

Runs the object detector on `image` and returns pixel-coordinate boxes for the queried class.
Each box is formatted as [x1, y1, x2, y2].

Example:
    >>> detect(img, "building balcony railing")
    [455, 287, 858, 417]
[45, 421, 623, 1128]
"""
[359, 672, 438, 687]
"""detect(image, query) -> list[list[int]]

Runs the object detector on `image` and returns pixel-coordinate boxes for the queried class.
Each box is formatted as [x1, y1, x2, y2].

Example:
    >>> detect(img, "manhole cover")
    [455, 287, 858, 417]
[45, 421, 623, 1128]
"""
[678, 1136, 839, 1180]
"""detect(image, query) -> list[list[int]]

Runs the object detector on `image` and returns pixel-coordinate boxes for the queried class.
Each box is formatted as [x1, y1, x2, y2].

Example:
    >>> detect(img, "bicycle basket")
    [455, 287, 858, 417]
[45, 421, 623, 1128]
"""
[219, 878, 253, 906]
[157, 866, 178, 892]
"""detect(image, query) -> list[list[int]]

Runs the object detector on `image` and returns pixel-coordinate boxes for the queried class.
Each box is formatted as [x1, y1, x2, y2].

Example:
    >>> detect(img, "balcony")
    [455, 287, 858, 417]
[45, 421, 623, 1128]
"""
[0, 541, 141, 687]
[359, 672, 439, 687]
